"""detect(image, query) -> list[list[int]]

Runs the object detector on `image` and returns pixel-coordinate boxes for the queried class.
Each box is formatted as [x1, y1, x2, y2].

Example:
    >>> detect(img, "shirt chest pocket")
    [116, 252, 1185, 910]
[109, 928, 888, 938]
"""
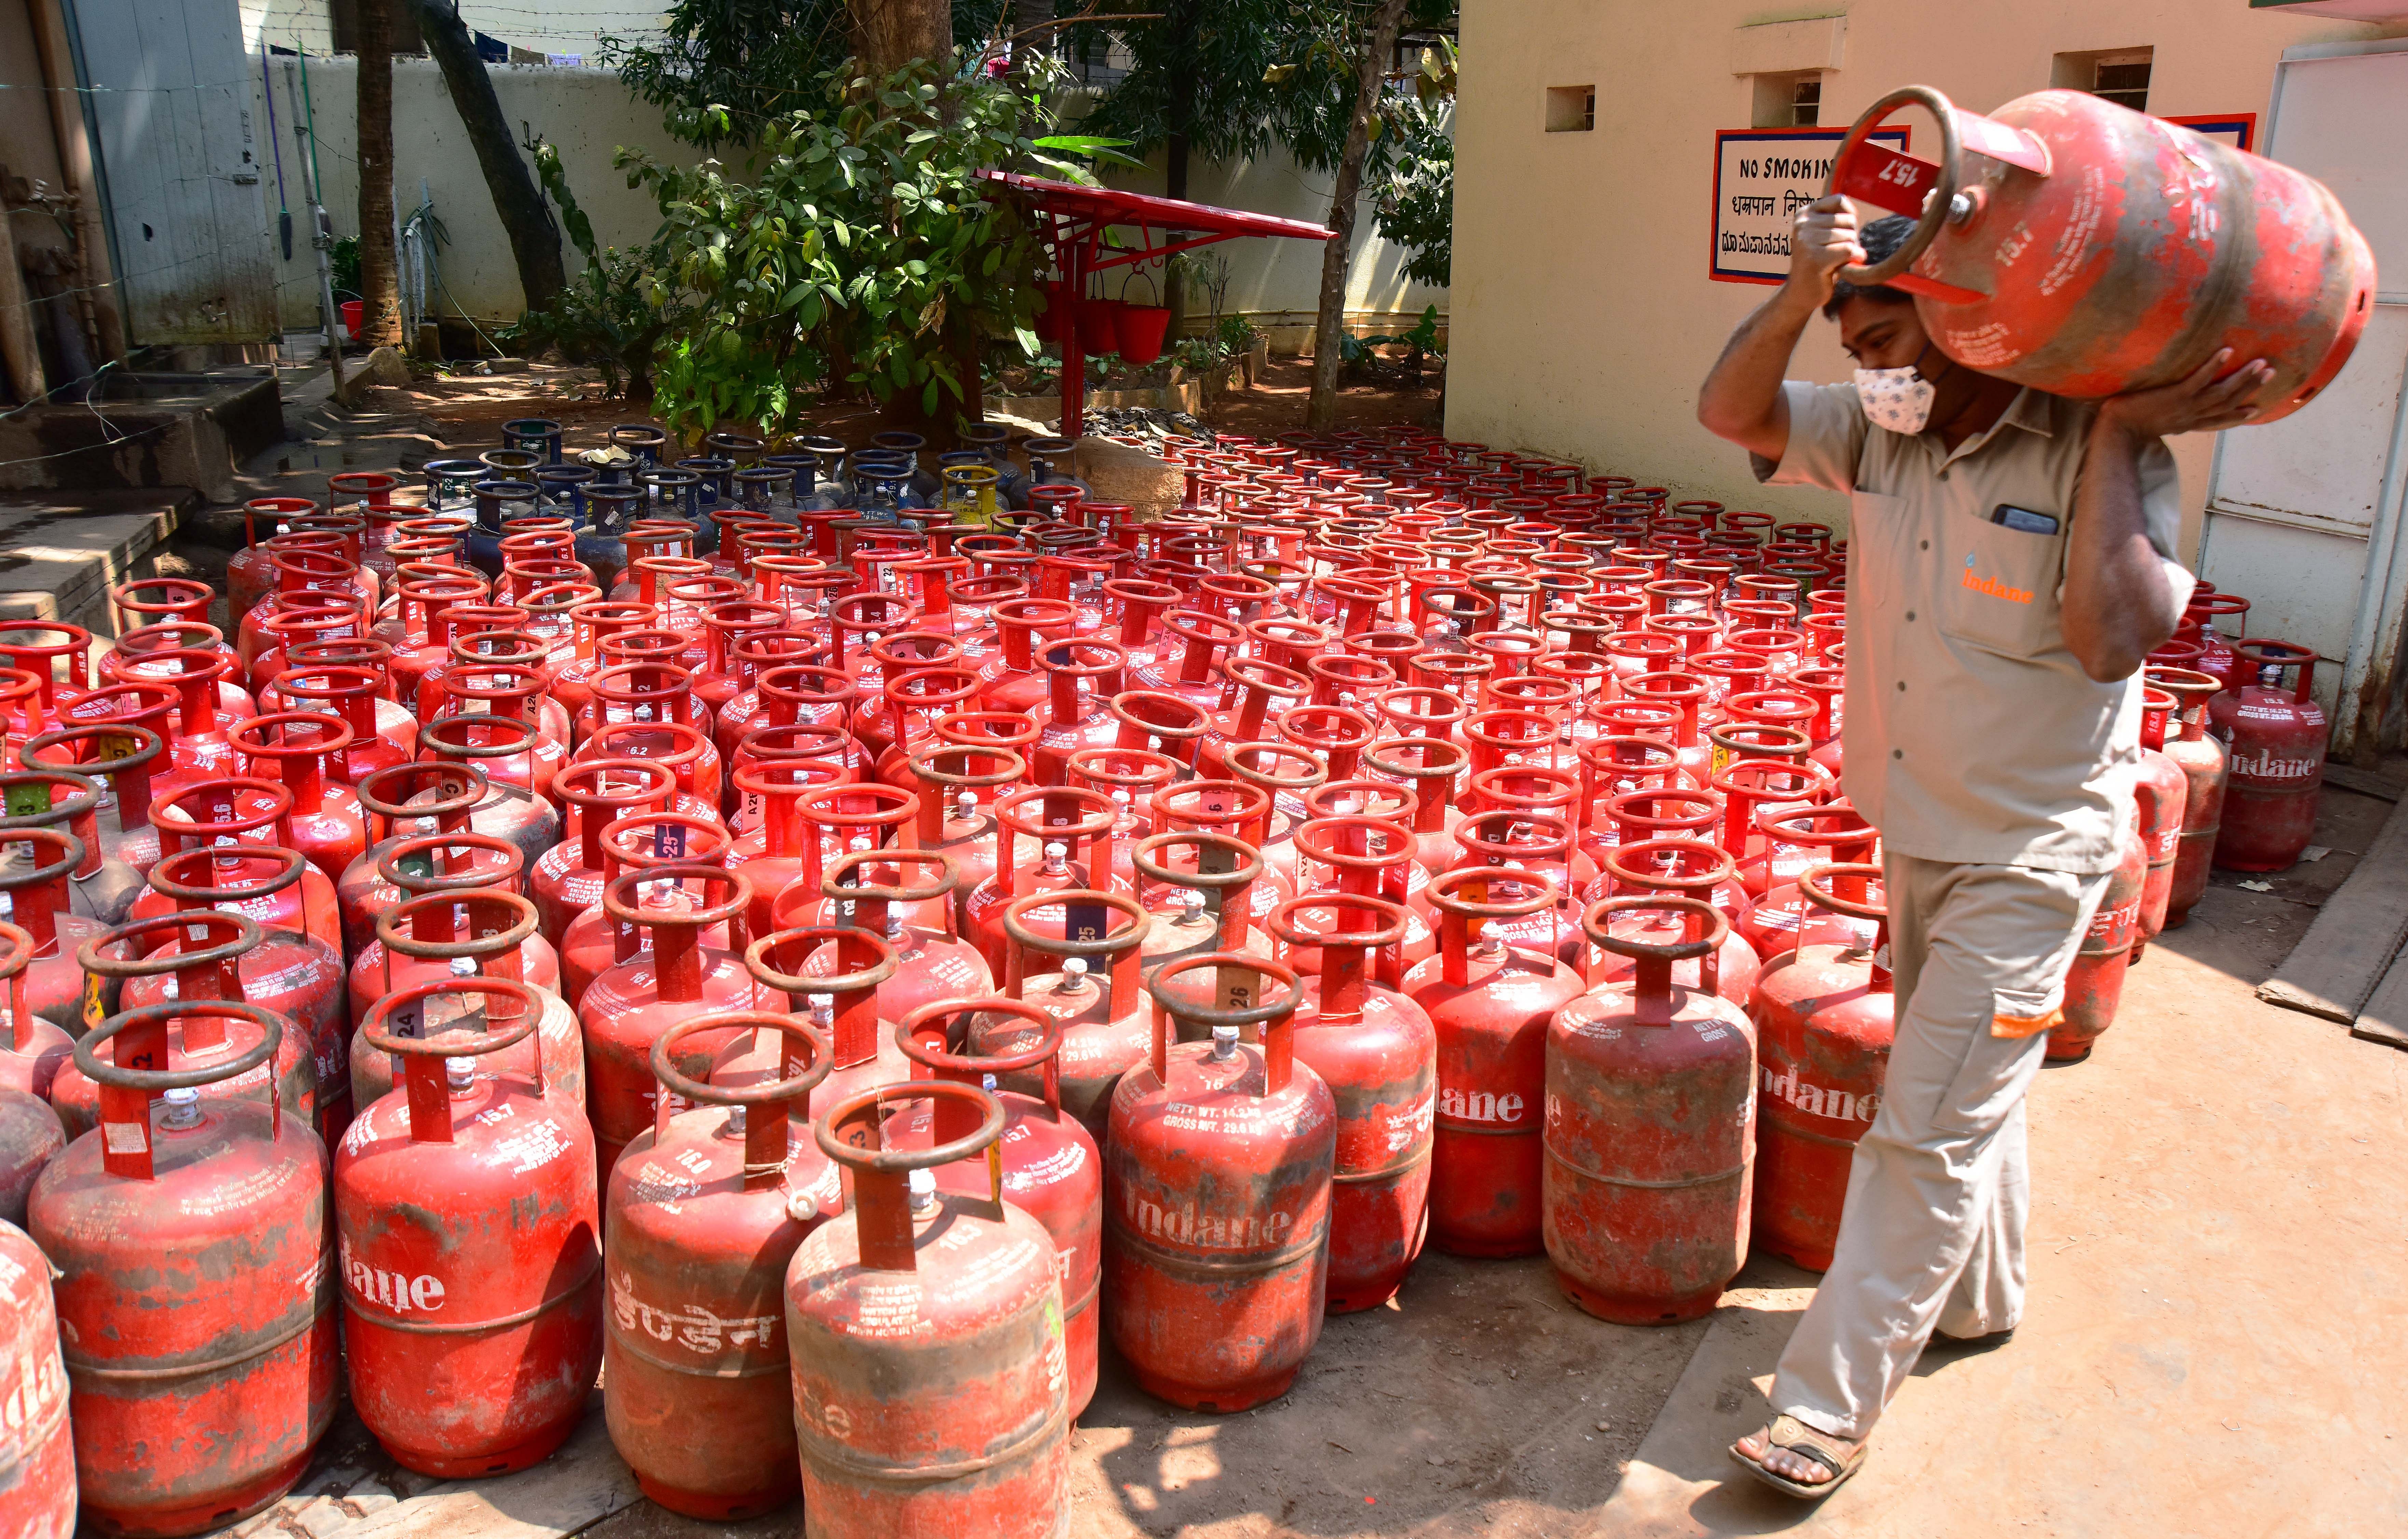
[1937, 512, 2065, 659]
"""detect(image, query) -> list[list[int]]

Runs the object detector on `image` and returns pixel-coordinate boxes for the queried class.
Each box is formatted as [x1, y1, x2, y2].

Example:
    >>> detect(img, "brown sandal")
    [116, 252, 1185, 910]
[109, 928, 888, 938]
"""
[1729, 1414, 1869, 1499]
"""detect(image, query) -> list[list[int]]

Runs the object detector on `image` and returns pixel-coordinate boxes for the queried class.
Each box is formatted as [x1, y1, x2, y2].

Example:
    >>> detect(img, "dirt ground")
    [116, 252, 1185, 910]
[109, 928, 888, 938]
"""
[262, 349, 1440, 465]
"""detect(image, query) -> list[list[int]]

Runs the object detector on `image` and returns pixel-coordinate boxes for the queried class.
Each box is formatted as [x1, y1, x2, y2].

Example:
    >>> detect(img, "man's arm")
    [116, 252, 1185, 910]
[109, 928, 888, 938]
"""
[2063, 348, 2275, 682]
[1696, 195, 1862, 461]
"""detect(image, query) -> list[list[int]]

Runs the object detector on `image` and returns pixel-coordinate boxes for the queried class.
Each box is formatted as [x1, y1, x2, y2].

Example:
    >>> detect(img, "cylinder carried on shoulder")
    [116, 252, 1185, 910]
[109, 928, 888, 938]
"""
[1825, 84, 2375, 422]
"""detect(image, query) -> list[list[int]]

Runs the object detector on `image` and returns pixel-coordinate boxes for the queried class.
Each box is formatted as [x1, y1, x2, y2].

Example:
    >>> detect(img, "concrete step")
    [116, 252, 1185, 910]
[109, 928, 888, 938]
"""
[0, 489, 193, 632]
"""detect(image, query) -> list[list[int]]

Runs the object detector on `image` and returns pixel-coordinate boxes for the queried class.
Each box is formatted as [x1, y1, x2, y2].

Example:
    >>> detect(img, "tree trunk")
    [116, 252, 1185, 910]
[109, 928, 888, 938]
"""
[851, 0, 952, 76]
[1306, 0, 1407, 432]
[409, 0, 564, 316]
[1010, 0, 1052, 72]
[357, 0, 403, 347]
[873, 319, 977, 449]
[1165, 0, 1196, 202]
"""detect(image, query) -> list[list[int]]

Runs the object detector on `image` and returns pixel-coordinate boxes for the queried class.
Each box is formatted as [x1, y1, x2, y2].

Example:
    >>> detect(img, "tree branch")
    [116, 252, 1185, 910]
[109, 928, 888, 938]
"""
[1010, 11, 1162, 40]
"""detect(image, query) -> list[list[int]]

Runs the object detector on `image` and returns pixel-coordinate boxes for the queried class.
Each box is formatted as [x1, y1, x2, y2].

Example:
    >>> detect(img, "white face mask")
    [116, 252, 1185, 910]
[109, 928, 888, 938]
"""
[1854, 365, 1937, 435]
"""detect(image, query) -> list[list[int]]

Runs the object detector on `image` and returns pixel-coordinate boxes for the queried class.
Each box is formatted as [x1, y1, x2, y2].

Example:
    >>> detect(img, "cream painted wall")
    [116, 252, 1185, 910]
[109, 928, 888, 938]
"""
[1446, 0, 2408, 558]
[242, 1, 666, 59]
[250, 54, 701, 329]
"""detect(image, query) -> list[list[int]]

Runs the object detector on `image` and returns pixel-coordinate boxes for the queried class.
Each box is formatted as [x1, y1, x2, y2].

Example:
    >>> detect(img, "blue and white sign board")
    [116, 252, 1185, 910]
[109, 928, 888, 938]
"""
[2160, 114, 2256, 152]
[1710, 126, 1912, 284]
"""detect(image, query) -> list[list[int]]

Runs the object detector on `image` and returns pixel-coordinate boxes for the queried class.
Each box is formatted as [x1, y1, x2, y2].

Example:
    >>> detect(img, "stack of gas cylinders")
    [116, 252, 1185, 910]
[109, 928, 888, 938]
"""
[0, 416, 2315, 1536]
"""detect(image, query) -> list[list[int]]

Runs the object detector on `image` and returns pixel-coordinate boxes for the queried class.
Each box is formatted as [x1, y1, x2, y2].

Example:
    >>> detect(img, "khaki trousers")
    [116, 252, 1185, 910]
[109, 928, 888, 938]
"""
[1771, 852, 2109, 1441]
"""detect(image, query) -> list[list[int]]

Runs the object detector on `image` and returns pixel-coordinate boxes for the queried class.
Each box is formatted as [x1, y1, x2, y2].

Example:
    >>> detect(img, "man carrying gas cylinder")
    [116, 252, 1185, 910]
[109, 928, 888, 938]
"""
[1694, 198, 2271, 1499]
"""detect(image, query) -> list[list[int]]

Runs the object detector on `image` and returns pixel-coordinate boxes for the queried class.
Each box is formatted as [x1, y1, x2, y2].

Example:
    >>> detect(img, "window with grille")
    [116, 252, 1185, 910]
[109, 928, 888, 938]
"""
[1750, 71, 1824, 129]
[2093, 59, 2151, 111]
[2053, 48, 2153, 114]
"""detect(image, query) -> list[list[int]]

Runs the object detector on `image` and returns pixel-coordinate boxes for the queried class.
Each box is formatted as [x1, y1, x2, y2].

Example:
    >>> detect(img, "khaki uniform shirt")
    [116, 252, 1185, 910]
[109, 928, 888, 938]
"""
[1753, 382, 2190, 874]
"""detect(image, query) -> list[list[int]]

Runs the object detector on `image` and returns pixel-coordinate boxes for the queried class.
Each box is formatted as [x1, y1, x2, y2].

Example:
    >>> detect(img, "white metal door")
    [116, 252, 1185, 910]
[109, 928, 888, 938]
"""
[68, 0, 277, 345]
[2198, 40, 2408, 756]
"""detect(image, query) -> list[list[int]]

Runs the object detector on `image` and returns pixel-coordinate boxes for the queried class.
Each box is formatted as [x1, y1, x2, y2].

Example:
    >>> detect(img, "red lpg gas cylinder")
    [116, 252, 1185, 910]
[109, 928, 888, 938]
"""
[604, 1012, 837, 1520]
[1106, 954, 1335, 1411]
[2130, 687, 2189, 962]
[63, 910, 324, 1142]
[135, 846, 345, 1064]
[2151, 668, 2228, 928]
[229, 711, 367, 885]
[2210, 640, 2326, 872]
[338, 977, 603, 1477]
[20, 723, 170, 910]
[337, 830, 526, 990]
[0, 767, 133, 925]
[809, 849, 995, 1024]
[350, 893, 584, 1112]
[580, 867, 765, 1178]
[1591, 839, 1763, 1009]
[1738, 802, 1880, 958]
[138, 779, 344, 954]
[345, 836, 561, 1022]
[0, 1217, 73, 1537]
[1129, 829, 1275, 983]
[890, 999, 1104, 1420]
[559, 814, 732, 1010]
[532, 756, 674, 939]
[1262, 894, 1434, 1313]
[787, 1082, 1070, 1538]
[1747, 866, 1895, 1272]
[0, 1091, 65, 1227]
[338, 762, 487, 951]
[33, 1002, 335, 1536]
[1405, 870, 1587, 1258]
[971, 889, 1153, 1138]
[1825, 85, 2373, 420]
[1545, 897, 1757, 1324]
[6, 828, 127, 1037]
[0, 922, 70, 1101]
[2048, 824, 2146, 1063]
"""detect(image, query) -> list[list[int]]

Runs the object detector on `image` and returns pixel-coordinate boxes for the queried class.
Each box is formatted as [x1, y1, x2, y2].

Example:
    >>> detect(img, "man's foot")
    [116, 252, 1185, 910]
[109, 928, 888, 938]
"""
[1729, 1415, 1869, 1499]
[1929, 1323, 2017, 1352]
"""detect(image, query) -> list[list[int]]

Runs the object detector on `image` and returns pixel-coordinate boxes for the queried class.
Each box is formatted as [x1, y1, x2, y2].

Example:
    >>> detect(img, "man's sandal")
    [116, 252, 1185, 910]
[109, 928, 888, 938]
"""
[1927, 1324, 2017, 1357]
[1728, 1415, 1869, 1499]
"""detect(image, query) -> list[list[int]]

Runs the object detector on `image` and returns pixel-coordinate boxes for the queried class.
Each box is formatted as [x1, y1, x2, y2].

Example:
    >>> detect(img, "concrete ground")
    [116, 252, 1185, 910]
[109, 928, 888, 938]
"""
[1590, 778, 2408, 1539]
[83, 363, 2403, 1538]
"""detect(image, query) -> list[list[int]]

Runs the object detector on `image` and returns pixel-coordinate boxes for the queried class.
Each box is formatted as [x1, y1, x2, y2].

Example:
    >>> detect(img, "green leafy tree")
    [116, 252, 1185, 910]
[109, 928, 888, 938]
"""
[604, 2, 851, 146]
[1072, 1, 1285, 202]
[1374, 90, 1451, 287]
[617, 58, 1102, 442]
[1074, 4, 1452, 185]
[604, 0, 1013, 149]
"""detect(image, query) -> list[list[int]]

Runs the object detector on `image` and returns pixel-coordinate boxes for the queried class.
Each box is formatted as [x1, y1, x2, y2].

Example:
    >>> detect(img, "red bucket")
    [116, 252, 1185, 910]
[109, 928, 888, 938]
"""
[1034, 284, 1068, 344]
[1113, 305, 1171, 366]
[339, 299, 363, 338]
[1080, 298, 1126, 353]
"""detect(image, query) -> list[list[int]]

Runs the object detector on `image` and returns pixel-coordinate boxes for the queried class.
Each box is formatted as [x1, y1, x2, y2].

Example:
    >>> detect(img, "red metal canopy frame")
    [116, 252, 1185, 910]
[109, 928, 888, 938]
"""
[980, 171, 1334, 439]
